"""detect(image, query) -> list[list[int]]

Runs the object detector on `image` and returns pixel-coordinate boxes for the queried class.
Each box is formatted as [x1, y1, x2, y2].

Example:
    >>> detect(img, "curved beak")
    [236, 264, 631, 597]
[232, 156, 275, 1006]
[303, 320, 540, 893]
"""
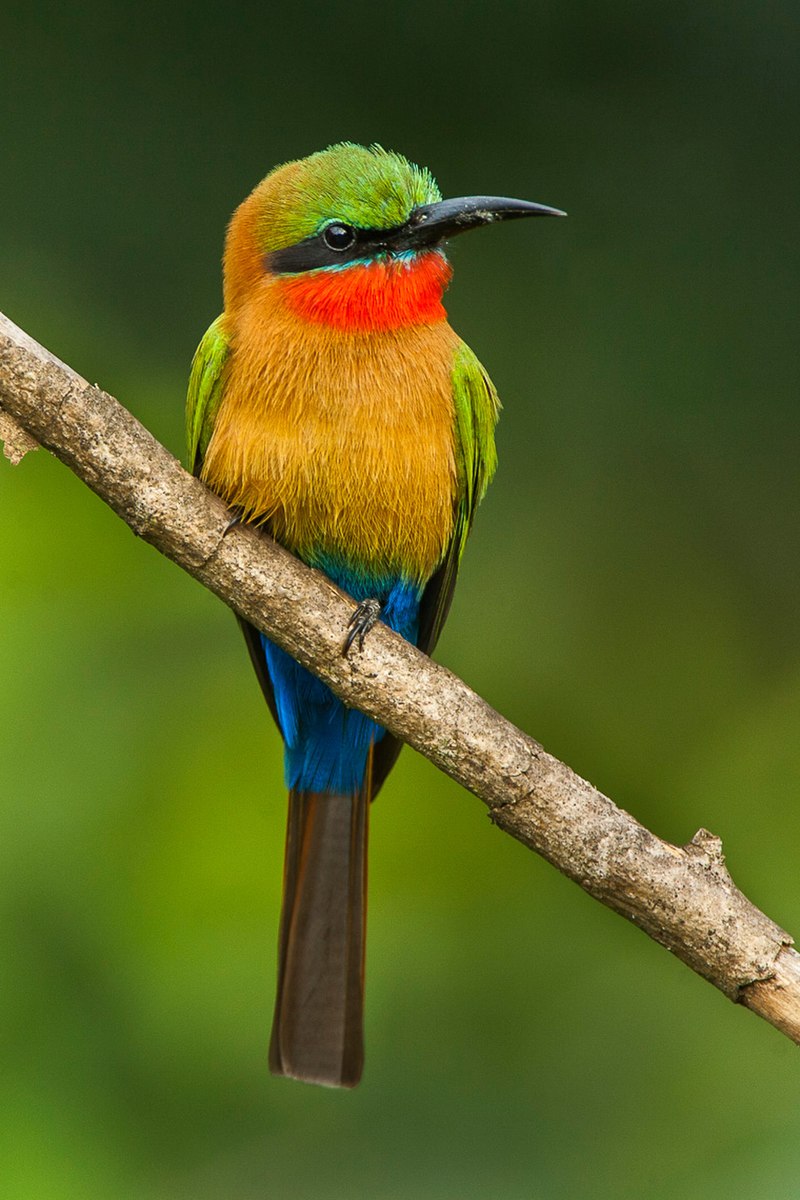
[394, 195, 566, 252]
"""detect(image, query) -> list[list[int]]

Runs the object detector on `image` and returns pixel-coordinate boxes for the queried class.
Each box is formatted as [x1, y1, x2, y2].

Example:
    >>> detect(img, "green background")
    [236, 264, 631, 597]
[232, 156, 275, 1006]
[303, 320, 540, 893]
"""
[2, 2, 799, 1197]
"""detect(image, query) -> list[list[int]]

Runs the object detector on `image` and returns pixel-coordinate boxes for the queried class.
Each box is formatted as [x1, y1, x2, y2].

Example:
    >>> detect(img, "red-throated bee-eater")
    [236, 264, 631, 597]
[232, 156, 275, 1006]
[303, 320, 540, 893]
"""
[187, 143, 564, 1088]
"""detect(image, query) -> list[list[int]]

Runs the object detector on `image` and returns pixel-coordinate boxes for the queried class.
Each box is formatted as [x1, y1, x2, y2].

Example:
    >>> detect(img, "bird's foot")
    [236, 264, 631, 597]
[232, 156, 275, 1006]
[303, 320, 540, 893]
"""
[342, 599, 382, 656]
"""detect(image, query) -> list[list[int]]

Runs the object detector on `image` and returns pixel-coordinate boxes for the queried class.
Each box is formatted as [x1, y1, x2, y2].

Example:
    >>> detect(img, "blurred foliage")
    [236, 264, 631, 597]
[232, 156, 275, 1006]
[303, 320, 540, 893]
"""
[2, 1, 800, 1197]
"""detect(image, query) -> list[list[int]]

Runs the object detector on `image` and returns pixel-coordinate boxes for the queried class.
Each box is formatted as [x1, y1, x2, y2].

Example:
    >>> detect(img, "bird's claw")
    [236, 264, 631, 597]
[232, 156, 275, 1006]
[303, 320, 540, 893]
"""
[222, 506, 245, 537]
[342, 599, 382, 656]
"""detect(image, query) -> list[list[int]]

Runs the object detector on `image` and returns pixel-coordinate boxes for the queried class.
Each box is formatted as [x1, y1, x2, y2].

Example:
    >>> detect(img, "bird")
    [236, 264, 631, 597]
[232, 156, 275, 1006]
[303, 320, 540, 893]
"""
[186, 142, 564, 1088]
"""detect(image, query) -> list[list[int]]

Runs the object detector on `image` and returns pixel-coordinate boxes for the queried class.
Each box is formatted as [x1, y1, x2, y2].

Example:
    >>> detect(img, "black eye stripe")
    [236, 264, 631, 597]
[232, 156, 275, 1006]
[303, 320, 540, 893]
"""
[265, 206, 436, 275]
[267, 223, 396, 274]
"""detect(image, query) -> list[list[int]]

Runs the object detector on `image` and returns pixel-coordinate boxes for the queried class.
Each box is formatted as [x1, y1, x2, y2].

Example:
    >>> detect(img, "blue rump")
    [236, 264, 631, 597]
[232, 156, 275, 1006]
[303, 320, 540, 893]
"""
[260, 560, 421, 794]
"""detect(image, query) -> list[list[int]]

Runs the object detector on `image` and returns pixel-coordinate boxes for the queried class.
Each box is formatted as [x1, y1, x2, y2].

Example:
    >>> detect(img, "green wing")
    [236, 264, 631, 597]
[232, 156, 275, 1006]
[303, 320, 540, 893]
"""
[186, 313, 230, 474]
[372, 340, 500, 796]
[415, 340, 500, 656]
[186, 313, 284, 731]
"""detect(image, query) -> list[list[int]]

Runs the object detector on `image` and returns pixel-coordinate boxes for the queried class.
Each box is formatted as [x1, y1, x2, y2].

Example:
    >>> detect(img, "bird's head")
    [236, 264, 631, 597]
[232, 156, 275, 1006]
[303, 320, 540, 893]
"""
[224, 143, 564, 332]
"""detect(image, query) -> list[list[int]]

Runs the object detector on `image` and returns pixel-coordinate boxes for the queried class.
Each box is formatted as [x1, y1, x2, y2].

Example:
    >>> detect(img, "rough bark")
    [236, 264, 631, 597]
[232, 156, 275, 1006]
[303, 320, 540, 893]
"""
[1, 310, 798, 1045]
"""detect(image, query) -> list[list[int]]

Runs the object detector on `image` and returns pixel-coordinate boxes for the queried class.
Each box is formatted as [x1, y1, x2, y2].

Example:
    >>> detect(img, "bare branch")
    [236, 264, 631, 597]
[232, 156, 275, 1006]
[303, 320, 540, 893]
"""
[1, 309, 797, 1045]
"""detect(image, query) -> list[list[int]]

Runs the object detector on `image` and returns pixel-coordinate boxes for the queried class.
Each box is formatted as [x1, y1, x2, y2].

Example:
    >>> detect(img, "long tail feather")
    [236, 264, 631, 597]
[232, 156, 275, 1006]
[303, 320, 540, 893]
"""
[269, 768, 370, 1088]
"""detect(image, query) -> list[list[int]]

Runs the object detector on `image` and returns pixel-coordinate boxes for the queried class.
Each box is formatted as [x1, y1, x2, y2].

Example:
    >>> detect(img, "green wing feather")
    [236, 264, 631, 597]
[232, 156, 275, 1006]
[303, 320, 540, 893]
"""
[373, 340, 500, 795]
[415, 340, 500, 656]
[186, 313, 230, 475]
[186, 313, 283, 731]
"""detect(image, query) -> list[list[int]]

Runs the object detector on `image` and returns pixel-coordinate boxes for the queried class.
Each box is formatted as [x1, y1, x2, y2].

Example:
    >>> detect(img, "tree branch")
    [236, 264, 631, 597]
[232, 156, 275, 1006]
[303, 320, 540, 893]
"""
[1, 309, 798, 1046]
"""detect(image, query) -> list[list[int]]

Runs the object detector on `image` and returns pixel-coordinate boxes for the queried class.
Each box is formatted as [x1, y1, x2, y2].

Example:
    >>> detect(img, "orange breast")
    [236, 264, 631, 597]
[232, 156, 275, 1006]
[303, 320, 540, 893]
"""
[201, 283, 460, 585]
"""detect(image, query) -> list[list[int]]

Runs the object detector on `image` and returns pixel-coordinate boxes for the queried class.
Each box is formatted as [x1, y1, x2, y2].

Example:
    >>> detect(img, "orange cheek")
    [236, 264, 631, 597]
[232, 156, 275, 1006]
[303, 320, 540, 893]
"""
[278, 252, 453, 332]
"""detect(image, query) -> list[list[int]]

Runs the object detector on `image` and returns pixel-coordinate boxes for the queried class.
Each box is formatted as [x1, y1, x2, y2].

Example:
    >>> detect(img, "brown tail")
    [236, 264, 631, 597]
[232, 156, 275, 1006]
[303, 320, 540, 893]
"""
[268, 776, 369, 1088]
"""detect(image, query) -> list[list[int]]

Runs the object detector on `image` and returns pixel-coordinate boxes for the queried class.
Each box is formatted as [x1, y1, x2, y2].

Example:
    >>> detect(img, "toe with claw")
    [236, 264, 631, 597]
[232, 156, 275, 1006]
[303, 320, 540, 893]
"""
[342, 599, 382, 656]
[222, 506, 245, 537]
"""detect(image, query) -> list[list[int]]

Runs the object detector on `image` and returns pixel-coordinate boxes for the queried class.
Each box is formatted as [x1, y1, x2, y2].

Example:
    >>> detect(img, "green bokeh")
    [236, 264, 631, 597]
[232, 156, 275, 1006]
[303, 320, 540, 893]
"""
[2, 3, 799, 1197]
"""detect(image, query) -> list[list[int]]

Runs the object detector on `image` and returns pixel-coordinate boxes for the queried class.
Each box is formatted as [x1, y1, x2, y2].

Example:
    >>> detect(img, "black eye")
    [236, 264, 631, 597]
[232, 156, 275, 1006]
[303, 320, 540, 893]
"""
[322, 223, 357, 251]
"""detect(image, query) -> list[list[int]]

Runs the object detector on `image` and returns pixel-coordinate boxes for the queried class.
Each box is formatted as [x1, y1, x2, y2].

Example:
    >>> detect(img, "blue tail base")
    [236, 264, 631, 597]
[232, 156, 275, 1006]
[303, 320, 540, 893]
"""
[261, 564, 420, 794]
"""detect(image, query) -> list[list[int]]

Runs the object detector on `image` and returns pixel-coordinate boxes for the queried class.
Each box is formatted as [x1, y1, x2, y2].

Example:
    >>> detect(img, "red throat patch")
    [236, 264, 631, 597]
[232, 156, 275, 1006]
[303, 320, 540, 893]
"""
[278, 252, 453, 332]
